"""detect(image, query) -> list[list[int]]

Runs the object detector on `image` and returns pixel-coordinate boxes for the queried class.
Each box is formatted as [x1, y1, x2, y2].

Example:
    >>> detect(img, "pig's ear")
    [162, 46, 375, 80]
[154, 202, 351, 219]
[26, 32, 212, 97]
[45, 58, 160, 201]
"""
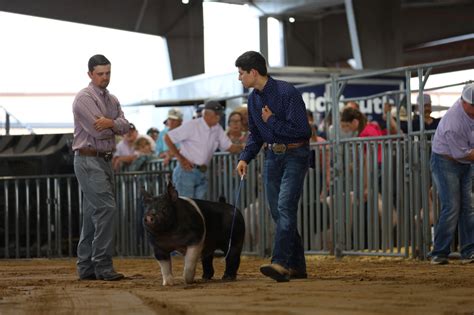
[141, 188, 154, 205]
[167, 181, 179, 202]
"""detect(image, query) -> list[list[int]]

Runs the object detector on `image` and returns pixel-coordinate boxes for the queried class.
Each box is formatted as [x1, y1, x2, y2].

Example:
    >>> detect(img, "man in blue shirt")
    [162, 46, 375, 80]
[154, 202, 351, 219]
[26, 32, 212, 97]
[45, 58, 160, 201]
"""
[235, 51, 311, 282]
[429, 83, 474, 265]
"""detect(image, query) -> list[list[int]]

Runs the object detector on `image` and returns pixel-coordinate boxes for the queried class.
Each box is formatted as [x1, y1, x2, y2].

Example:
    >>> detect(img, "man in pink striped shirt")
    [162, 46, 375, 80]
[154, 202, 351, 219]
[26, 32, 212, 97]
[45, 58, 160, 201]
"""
[72, 54, 130, 281]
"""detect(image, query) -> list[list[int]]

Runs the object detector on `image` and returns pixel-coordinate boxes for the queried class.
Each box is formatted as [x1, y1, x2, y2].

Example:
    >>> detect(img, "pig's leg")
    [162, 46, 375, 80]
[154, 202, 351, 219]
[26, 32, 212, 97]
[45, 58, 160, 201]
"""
[152, 245, 174, 286]
[183, 242, 203, 284]
[223, 244, 242, 281]
[158, 259, 174, 286]
[201, 253, 214, 280]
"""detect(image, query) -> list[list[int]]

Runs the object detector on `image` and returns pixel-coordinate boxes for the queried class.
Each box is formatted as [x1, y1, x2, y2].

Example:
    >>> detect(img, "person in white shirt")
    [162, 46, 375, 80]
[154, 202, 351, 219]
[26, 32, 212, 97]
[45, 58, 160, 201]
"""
[164, 101, 242, 199]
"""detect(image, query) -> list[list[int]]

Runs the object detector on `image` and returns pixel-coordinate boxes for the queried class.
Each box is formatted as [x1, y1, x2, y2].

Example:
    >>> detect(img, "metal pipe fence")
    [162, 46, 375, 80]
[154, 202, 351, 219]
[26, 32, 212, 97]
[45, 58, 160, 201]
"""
[0, 135, 456, 260]
[2, 56, 473, 260]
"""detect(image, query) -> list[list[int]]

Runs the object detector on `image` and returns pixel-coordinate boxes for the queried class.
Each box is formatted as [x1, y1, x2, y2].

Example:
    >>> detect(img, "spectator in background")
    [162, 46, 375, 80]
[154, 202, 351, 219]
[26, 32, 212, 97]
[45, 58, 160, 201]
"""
[341, 107, 383, 140]
[429, 83, 474, 265]
[397, 105, 410, 134]
[112, 123, 138, 171]
[164, 101, 242, 199]
[147, 127, 160, 142]
[327, 101, 359, 140]
[306, 109, 320, 141]
[226, 111, 248, 145]
[234, 105, 249, 133]
[129, 136, 158, 245]
[72, 54, 128, 281]
[345, 101, 359, 110]
[156, 108, 183, 165]
[340, 107, 383, 198]
[380, 98, 398, 135]
[413, 94, 441, 131]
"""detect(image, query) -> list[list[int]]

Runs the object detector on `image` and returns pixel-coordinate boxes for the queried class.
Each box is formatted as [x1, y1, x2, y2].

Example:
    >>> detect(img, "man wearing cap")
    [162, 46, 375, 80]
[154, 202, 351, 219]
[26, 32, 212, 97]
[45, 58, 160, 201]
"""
[429, 83, 474, 265]
[72, 54, 129, 281]
[413, 93, 440, 131]
[147, 127, 160, 142]
[156, 108, 183, 164]
[235, 51, 311, 282]
[164, 101, 242, 199]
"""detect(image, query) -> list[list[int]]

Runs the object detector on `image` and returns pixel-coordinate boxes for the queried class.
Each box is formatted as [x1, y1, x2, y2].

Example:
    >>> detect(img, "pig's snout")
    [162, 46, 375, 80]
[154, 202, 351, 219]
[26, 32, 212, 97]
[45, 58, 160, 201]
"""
[144, 215, 155, 225]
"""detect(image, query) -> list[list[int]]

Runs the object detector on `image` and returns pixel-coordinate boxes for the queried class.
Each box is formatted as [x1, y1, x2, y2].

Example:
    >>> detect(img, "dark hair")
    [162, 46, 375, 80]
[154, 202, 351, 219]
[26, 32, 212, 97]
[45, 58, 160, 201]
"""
[235, 51, 267, 76]
[306, 109, 314, 119]
[88, 54, 111, 72]
[147, 127, 159, 135]
[340, 107, 367, 134]
[227, 111, 243, 124]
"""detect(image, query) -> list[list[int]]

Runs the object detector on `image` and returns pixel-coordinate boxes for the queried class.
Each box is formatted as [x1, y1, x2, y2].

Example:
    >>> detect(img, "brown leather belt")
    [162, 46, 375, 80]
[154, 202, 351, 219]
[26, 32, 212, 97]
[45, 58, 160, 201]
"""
[264, 141, 308, 154]
[194, 164, 208, 173]
[75, 148, 113, 161]
[442, 154, 459, 162]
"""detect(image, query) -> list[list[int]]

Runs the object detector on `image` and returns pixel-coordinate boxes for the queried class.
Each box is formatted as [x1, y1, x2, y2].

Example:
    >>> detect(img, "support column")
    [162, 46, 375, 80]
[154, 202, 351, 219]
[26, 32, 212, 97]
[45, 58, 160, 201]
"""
[347, 0, 402, 69]
[259, 16, 269, 61]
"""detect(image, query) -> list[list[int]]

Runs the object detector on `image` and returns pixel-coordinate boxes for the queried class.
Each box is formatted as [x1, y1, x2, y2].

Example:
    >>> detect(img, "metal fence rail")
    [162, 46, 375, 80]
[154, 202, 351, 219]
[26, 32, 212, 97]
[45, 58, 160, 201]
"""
[0, 175, 80, 258]
[2, 56, 473, 260]
[0, 171, 171, 259]
[0, 137, 453, 260]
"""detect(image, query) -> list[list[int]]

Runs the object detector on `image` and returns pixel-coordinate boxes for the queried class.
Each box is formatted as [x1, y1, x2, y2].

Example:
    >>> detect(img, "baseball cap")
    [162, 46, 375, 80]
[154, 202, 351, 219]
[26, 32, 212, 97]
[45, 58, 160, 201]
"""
[147, 127, 159, 135]
[129, 123, 136, 130]
[461, 83, 474, 105]
[417, 93, 431, 105]
[163, 108, 183, 124]
[204, 100, 224, 115]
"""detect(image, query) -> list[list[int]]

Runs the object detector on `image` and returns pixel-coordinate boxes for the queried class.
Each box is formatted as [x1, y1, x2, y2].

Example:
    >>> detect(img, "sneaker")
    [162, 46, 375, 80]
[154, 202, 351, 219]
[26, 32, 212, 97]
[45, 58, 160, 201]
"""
[260, 263, 290, 282]
[289, 268, 308, 279]
[461, 254, 474, 265]
[96, 271, 125, 281]
[430, 256, 449, 265]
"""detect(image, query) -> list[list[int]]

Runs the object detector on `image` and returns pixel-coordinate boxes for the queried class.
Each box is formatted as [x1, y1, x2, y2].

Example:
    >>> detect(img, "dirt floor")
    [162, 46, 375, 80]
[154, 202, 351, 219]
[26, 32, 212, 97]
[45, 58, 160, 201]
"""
[0, 255, 473, 315]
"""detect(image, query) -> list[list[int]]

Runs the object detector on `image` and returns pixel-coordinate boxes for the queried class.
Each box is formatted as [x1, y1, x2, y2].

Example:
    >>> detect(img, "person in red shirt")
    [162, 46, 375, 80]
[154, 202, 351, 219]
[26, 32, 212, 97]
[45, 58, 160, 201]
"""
[340, 106, 383, 163]
[340, 106, 383, 199]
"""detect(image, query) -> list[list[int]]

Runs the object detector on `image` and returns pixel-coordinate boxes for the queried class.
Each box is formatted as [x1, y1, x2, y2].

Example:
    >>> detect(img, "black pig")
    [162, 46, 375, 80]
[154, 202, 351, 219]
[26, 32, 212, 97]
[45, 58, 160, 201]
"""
[143, 181, 245, 285]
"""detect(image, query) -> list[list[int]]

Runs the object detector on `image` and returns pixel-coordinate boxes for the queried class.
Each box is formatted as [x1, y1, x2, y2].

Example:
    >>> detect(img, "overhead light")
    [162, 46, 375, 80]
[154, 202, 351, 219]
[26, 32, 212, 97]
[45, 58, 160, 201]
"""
[288, 17, 295, 23]
[182, 0, 189, 4]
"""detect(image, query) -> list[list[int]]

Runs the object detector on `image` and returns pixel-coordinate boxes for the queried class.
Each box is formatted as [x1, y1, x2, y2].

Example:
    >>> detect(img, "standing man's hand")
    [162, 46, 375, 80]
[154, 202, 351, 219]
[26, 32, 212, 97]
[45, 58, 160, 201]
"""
[262, 105, 273, 123]
[236, 160, 248, 177]
[94, 116, 113, 131]
[177, 155, 193, 171]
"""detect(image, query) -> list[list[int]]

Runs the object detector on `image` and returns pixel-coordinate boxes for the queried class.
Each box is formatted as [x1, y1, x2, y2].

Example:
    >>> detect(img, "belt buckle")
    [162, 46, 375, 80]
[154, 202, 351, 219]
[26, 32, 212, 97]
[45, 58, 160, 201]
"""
[103, 152, 113, 161]
[272, 143, 287, 154]
[198, 165, 208, 173]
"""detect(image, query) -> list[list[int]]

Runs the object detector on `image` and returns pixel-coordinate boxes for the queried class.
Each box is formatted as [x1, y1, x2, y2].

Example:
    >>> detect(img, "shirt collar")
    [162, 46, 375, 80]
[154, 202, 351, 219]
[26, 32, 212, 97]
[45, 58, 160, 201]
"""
[255, 76, 274, 96]
[89, 82, 108, 96]
[198, 117, 211, 130]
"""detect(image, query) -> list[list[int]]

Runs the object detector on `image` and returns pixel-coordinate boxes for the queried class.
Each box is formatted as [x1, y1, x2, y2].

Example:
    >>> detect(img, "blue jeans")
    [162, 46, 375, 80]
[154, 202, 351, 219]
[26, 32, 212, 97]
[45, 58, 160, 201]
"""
[173, 164, 208, 199]
[264, 145, 309, 271]
[430, 153, 474, 258]
[74, 155, 117, 277]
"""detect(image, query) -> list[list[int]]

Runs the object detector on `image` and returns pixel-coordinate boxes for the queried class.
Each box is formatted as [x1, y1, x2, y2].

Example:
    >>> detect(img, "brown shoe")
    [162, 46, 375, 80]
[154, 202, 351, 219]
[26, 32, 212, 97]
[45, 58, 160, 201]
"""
[289, 268, 308, 279]
[260, 263, 290, 282]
